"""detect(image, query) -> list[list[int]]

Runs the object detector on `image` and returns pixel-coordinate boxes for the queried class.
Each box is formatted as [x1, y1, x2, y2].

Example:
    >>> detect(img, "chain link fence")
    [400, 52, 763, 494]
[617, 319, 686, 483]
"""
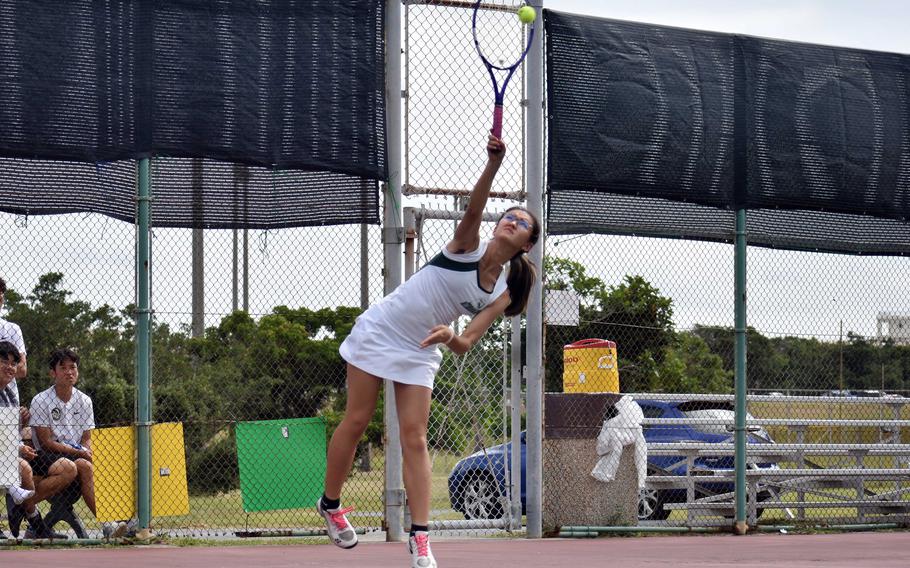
[403, 0, 530, 536]
[0, 211, 388, 540]
[1, 0, 533, 542]
[2, 212, 138, 539]
[5, 0, 910, 545]
[543, 234, 910, 531]
[147, 220, 386, 539]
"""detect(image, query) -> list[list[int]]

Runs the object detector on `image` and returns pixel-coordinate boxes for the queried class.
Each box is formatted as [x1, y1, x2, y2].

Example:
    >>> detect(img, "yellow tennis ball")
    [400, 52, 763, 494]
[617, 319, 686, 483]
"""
[517, 5, 536, 25]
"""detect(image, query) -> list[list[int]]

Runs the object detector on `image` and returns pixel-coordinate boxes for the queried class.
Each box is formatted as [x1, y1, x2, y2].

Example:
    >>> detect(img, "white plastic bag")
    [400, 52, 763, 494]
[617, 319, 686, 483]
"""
[591, 395, 648, 488]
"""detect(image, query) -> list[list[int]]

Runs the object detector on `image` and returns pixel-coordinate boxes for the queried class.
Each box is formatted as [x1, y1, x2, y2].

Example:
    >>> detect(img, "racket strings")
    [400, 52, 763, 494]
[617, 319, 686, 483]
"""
[473, 1, 527, 69]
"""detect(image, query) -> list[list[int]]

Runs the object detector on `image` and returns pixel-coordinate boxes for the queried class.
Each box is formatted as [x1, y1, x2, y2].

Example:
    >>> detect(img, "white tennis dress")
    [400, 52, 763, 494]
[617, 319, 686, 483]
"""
[339, 240, 509, 389]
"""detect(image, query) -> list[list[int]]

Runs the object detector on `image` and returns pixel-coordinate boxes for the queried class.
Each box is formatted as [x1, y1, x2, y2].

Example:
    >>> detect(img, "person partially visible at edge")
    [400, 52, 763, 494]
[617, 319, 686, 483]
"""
[0, 341, 35, 504]
[1, 340, 77, 539]
[316, 134, 540, 568]
[0, 276, 29, 429]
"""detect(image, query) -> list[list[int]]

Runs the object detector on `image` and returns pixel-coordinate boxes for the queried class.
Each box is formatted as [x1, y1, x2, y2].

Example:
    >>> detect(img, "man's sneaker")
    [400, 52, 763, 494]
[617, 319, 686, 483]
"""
[408, 531, 438, 568]
[24, 528, 69, 540]
[102, 521, 128, 540]
[24, 511, 67, 540]
[316, 499, 358, 549]
[6, 500, 25, 537]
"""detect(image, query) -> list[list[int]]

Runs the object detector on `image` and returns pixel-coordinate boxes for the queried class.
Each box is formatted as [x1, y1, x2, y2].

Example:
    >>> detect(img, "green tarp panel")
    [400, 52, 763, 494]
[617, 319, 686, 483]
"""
[236, 417, 326, 512]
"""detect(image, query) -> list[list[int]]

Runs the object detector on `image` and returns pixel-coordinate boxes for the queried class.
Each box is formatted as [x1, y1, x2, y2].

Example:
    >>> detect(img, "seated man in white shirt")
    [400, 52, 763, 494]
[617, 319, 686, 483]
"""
[30, 347, 125, 539]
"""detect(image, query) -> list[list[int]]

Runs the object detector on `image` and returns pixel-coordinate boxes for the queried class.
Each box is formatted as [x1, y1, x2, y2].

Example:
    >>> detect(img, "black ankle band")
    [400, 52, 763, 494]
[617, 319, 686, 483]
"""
[321, 494, 341, 511]
[410, 524, 429, 535]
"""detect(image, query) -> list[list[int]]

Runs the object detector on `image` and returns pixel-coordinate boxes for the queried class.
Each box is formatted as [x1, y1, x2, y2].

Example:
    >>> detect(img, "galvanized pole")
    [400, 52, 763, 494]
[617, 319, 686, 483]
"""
[404, 208, 417, 280]
[242, 228, 249, 312]
[510, 316, 523, 530]
[384, 0, 405, 543]
[136, 157, 153, 537]
[191, 159, 204, 337]
[232, 228, 239, 312]
[524, 0, 545, 539]
[733, 208, 748, 534]
[191, 226, 204, 336]
[361, 223, 370, 310]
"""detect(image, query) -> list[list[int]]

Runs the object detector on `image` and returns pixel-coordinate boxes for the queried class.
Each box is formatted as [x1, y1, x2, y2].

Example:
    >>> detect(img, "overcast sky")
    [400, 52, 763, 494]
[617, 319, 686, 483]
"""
[2, 1, 908, 342]
[530, 1, 910, 340]
[551, 0, 910, 55]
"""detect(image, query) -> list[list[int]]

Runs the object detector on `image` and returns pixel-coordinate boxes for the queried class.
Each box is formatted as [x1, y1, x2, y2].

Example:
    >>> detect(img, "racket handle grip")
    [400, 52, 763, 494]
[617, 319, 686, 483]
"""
[491, 105, 503, 139]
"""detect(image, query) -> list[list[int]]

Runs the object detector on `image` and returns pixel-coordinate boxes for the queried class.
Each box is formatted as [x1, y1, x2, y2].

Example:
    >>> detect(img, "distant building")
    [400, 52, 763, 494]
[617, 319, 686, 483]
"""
[877, 313, 910, 345]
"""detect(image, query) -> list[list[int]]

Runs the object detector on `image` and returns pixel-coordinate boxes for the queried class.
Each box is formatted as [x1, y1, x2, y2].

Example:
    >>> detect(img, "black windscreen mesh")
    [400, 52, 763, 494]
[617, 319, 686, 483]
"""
[549, 192, 910, 255]
[545, 10, 910, 254]
[0, 0, 384, 228]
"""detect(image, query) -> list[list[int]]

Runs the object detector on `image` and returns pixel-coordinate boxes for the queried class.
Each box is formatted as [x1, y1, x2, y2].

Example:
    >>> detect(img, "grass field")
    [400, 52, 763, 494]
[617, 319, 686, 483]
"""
[60, 450, 470, 535]
[25, 399, 910, 536]
[750, 400, 910, 444]
[665, 482, 910, 523]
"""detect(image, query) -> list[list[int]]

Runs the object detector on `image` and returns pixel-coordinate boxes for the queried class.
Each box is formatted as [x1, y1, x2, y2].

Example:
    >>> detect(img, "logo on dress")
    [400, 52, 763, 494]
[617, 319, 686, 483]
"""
[461, 300, 487, 315]
[51, 407, 62, 421]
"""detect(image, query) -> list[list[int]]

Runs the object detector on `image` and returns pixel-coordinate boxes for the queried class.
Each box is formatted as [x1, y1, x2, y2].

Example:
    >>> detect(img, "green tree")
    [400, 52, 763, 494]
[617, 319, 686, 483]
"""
[544, 257, 675, 393]
[5, 273, 131, 425]
[639, 332, 732, 393]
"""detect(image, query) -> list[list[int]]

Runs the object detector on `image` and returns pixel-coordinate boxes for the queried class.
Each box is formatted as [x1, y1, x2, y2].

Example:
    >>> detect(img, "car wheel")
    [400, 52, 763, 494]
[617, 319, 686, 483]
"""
[638, 488, 671, 521]
[459, 473, 505, 520]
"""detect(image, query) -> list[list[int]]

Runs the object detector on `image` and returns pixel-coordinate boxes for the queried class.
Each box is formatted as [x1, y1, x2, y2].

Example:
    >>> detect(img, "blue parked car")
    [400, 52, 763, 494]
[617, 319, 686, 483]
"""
[447, 431, 526, 520]
[447, 399, 776, 521]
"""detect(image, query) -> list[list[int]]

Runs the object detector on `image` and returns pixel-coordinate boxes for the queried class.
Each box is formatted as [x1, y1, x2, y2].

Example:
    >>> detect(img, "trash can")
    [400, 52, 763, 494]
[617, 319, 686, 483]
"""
[543, 393, 639, 533]
[563, 339, 619, 393]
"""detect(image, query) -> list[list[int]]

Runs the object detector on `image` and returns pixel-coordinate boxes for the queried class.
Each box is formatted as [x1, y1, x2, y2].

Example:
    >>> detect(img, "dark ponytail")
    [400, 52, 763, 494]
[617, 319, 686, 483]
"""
[504, 254, 537, 316]
[500, 206, 541, 317]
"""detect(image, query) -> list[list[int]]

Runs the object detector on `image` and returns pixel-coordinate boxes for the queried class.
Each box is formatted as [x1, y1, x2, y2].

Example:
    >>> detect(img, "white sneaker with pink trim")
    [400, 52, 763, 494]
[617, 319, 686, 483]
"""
[316, 499, 358, 549]
[408, 531, 437, 568]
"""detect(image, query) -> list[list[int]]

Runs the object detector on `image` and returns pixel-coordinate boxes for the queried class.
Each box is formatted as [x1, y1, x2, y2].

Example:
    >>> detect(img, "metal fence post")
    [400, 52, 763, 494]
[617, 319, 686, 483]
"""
[525, 0, 545, 540]
[384, 0, 405, 543]
[510, 316, 523, 530]
[734, 208, 748, 534]
[136, 157, 153, 538]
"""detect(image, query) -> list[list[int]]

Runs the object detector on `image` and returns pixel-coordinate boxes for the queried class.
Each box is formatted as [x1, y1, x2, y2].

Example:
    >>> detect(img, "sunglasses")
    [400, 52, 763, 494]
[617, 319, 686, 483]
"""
[502, 213, 532, 231]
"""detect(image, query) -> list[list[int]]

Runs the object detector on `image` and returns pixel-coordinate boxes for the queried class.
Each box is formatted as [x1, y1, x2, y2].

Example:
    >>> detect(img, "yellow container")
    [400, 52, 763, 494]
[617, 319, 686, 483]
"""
[563, 339, 619, 393]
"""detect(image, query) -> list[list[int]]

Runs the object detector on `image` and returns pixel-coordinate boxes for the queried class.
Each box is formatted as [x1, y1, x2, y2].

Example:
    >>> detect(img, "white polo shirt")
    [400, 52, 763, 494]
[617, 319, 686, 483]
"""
[29, 386, 95, 451]
[0, 317, 26, 400]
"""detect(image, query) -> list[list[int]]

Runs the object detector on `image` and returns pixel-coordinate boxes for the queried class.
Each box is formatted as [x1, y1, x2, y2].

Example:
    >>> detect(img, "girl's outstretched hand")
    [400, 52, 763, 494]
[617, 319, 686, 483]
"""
[487, 134, 506, 164]
[420, 324, 456, 349]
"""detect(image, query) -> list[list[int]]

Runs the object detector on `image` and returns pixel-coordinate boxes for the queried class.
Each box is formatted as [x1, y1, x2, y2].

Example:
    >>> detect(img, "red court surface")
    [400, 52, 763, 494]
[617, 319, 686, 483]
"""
[2, 532, 909, 567]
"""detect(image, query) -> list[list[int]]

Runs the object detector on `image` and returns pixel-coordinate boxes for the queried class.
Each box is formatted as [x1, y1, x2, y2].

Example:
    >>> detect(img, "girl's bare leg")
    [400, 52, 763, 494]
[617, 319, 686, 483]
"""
[323, 364, 382, 500]
[394, 382, 433, 526]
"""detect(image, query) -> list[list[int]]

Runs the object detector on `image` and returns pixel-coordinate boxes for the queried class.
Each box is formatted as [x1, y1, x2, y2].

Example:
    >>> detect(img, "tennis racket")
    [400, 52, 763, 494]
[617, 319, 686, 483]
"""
[472, 1, 537, 140]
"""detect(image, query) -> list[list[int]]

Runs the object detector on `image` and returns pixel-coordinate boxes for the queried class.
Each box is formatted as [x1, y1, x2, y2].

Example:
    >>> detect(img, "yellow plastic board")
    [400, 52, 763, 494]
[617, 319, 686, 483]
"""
[93, 425, 135, 521]
[151, 422, 190, 517]
[94, 422, 189, 522]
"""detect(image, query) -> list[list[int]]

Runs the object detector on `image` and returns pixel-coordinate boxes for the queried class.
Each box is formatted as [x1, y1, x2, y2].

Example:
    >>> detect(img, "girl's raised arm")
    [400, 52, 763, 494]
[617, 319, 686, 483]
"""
[447, 135, 505, 254]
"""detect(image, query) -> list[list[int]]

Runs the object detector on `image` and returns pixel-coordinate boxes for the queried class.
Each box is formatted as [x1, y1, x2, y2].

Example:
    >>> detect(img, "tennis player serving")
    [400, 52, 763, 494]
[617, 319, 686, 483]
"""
[318, 134, 539, 568]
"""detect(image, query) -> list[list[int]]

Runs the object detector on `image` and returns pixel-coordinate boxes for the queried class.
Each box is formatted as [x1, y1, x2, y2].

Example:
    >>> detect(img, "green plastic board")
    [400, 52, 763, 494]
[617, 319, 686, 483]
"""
[236, 417, 326, 512]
